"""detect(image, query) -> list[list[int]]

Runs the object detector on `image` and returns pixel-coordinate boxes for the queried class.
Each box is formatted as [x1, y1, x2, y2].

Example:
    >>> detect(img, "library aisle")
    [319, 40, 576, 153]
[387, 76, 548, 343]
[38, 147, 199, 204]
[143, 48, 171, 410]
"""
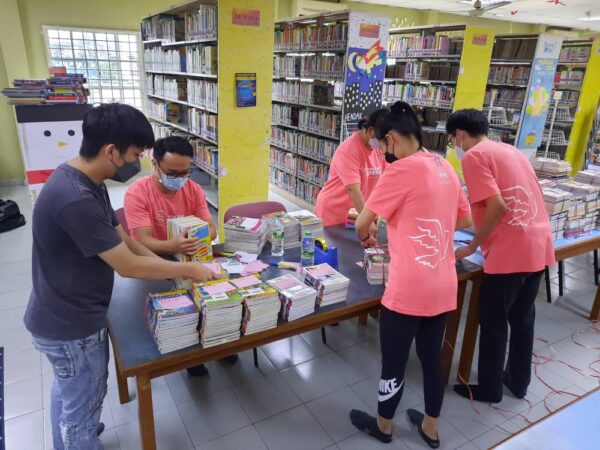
[2, 181, 600, 450]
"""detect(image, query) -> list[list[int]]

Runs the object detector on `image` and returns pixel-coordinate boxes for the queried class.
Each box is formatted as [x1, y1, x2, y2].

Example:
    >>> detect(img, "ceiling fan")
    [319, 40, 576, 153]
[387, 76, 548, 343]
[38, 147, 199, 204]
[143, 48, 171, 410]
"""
[465, 0, 513, 17]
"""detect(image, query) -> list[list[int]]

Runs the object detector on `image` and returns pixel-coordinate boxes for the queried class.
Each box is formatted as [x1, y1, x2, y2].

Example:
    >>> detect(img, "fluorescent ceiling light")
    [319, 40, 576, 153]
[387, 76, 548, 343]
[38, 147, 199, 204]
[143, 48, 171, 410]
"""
[577, 16, 600, 21]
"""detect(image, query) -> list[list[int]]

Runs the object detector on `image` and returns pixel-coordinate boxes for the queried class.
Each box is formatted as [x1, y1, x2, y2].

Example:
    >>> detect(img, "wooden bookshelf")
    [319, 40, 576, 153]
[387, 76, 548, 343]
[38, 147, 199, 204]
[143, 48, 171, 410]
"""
[385, 24, 495, 162]
[141, 0, 276, 236]
[270, 10, 390, 206]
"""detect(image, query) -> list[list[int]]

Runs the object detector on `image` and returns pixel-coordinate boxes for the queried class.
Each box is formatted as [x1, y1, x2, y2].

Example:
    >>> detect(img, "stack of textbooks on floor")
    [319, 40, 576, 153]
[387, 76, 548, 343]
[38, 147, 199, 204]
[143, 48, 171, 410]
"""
[224, 216, 269, 253]
[193, 280, 243, 347]
[298, 263, 350, 307]
[167, 216, 212, 262]
[363, 248, 390, 285]
[345, 208, 358, 229]
[145, 290, 199, 354]
[262, 212, 301, 249]
[233, 275, 281, 335]
[287, 209, 324, 239]
[267, 274, 318, 321]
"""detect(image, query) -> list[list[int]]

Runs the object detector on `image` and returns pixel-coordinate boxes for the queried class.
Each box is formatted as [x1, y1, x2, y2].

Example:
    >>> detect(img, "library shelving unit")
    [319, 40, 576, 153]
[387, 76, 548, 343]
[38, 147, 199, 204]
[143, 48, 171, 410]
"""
[384, 24, 495, 163]
[141, 0, 275, 234]
[483, 34, 539, 145]
[586, 99, 600, 170]
[269, 10, 390, 208]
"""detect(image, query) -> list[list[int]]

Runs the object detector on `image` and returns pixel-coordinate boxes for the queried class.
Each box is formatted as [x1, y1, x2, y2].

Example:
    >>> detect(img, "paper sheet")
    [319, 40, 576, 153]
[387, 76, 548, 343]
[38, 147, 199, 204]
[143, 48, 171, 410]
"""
[231, 275, 261, 288]
[157, 295, 192, 309]
[202, 281, 235, 295]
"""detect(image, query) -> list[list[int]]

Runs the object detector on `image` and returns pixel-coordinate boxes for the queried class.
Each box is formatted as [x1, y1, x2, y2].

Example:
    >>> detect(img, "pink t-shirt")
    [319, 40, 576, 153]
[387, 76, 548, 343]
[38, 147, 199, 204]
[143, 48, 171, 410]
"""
[314, 132, 386, 226]
[124, 175, 212, 241]
[366, 152, 471, 316]
[462, 140, 555, 274]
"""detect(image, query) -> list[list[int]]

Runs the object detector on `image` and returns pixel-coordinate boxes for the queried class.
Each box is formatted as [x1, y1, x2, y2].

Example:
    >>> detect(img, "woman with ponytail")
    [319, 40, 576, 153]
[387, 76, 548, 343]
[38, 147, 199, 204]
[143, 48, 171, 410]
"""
[350, 102, 472, 448]
[314, 109, 388, 227]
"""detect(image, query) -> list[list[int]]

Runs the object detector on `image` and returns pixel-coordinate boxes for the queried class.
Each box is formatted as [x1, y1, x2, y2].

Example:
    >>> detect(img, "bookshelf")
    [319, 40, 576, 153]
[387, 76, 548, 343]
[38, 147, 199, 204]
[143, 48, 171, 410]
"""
[384, 24, 495, 162]
[142, 0, 275, 234]
[269, 10, 390, 208]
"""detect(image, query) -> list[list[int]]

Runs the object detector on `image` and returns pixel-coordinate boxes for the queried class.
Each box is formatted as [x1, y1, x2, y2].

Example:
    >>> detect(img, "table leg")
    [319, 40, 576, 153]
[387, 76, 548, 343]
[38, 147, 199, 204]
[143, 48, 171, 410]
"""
[590, 284, 600, 321]
[594, 250, 598, 286]
[457, 275, 482, 383]
[116, 363, 130, 404]
[321, 327, 327, 345]
[545, 267, 552, 304]
[442, 279, 468, 384]
[358, 313, 368, 326]
[137, 374, 156, 450]
[558, 260, 564, 297]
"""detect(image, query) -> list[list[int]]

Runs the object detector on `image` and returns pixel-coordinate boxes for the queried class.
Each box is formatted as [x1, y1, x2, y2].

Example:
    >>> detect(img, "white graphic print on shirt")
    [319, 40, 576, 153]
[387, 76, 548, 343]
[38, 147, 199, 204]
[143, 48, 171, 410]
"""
[408, 218, 451, 269]
[500, 185, 538, 227]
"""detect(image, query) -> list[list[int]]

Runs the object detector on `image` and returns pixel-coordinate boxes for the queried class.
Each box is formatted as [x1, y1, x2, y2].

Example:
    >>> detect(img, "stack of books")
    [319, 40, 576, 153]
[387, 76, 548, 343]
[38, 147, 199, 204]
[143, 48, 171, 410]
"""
[575, 170, 600, 186]
[267, 274, 318, 321]
[2, 69, 88, 105]
[298, 263, 350, 308]
[287, 209, 324, 239]
[224, 216, 269, 253]
[345, 208, 358, 229]
[363, 248, 390, 285]
[1, 80, 46, 105]
[233, 275, 281, 334]
[193, 280, 243, 348]
[167, 216, 213, 262]
[145, 290, 199, 354]
[531, 157, 572, 179]
[174, 261, 228, 290]
[262, 212, 301, 249]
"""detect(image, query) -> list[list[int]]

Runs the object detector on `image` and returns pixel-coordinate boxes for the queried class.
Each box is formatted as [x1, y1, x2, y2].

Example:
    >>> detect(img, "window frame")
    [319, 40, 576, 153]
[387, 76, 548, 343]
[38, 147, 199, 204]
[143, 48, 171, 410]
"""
[42, 25, 145, 108]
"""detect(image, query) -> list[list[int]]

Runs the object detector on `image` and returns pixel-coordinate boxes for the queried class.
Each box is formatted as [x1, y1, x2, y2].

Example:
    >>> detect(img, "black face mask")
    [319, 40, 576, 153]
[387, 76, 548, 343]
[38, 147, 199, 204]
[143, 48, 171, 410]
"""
[384, 151, 398, 164]
[109, 151, 141, 183]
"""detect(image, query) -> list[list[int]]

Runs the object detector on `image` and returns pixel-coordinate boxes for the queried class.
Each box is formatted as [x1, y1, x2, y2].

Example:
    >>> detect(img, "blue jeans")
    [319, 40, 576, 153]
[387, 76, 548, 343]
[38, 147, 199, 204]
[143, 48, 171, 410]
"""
[32, 328, 109, 450]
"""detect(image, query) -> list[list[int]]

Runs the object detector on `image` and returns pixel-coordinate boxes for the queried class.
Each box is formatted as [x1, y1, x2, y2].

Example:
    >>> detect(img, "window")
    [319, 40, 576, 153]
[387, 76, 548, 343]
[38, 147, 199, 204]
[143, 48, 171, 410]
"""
[43, 26, 143, 108]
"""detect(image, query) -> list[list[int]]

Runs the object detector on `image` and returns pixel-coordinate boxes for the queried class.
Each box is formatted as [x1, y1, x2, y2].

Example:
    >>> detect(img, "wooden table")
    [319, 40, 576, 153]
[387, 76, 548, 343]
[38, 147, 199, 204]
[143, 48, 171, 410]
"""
[493, 387, 600, 449]
[107, 226, 482, 450]
[457, 233, 600, 384]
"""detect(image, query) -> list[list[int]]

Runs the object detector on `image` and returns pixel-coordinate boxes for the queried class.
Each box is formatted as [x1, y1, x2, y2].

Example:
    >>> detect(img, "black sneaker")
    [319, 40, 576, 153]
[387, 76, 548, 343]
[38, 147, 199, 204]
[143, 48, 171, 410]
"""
[97, 422, 105, 436]
[406, 409, 440, 449]
[186, 364, 209, 376]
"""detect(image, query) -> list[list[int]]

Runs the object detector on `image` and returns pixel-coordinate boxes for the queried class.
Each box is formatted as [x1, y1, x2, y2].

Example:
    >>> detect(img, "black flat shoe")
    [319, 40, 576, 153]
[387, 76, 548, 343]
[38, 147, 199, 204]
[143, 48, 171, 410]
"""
[406, 409, 440, 449]
[97, 422, 105, 436]
[349, 409, 393, 444]
[186, 364, 209, 376]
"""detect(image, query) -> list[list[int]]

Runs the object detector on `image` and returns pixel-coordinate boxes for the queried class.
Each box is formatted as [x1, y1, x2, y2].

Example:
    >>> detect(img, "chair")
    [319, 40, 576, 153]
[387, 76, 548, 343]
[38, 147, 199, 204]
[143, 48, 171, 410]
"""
[115, 207, 130, 236]
[224, 201, 287, 223]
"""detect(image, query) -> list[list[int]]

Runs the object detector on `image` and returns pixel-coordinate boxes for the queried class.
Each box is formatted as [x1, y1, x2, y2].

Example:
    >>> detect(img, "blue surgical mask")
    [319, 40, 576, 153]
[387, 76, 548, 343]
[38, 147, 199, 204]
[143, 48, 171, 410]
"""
[161, 175, 188, 192]
[368, 138, 380, 150]
[454, 136, 465, 161]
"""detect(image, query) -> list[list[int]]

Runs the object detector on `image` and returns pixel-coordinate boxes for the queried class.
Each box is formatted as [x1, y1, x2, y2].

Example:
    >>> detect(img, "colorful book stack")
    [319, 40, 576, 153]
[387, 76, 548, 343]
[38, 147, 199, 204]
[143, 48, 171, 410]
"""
[345, 208, 358, 229]
[363, 248, 390, 285]
[2, 69, 88, 105]
[232, 275, 281, 335]
[224, 216, 269, 253]
[298, 263, 350, 307]
[262, 212, 301, 249]
[167, 216, 213, 262]
[287, 209, 324, 239]
[267, 274, 318, 321]
[193, 280, 243, 347]
[145, 290, 200, 354]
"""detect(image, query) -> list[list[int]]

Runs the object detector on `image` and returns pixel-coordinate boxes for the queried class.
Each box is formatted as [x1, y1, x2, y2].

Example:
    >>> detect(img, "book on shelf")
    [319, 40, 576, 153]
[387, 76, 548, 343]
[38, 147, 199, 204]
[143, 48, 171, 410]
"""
[298, 109, 340, 138]
[270, 147, 297, 173]
[559, 46, 590, 63]
[145, 289, 199, 354]
[167, 216, 213, 263]
[266, 274, 318, 321]
[271, 127, 298, 150]
[187, 78, 218, 111]
[300, 54, 345, 80]
[223, 216, 269, 253]
[492, 37, 537, 61]
[192, 280, 243, 348]
[297, 157, 329, 186]
[384, 83, 454, 108]
[301, 22, 348, 50]
[488, 66, 530, 85]
[387, 33, 457, 58]
[232, 275, 281, 335]
[298, 263, 350, 307]
[270, 167, 297, 194]
[188, 108, 218, 141]
[296, 179, 321, 204]
[185, 45, 217, 75]
[192, 140, 218, 173]
[185, 4, 218, 40]
[297, 133, 336, 163]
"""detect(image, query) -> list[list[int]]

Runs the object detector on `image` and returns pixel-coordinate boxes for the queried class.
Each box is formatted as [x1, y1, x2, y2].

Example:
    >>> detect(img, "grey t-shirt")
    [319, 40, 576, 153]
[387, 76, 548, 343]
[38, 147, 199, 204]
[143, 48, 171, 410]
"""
[24, 163, 122, 340]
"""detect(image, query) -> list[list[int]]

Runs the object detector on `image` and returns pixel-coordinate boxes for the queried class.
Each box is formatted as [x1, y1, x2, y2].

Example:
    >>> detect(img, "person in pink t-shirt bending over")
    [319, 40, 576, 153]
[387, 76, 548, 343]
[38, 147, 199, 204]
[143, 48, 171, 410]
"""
[447, 109, 555, 404]
[124, 136, 237, 376]
[314, 109, 388, 227]
[349, 102, 472, 449]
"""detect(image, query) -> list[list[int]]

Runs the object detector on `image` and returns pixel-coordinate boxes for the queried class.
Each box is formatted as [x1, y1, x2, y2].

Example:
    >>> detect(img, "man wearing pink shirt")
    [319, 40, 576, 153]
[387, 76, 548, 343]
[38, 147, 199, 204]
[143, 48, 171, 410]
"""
[447, 109, 555, 403]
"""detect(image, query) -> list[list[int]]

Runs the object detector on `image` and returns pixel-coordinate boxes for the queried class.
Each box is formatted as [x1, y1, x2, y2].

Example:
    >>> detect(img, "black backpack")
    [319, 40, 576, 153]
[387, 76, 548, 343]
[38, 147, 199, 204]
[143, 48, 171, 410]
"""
[0, 199, 26, 233]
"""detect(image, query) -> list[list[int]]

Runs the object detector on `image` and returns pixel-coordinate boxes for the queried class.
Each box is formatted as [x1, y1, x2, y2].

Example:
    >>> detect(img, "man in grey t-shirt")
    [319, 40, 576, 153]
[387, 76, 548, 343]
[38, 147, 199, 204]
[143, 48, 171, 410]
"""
[24, 103, 215, 449]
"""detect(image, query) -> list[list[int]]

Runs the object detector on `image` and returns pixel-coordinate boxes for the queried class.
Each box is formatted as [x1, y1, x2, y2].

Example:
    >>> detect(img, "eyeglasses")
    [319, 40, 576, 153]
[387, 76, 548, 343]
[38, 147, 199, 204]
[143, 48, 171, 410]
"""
[157, 163, 192, 179]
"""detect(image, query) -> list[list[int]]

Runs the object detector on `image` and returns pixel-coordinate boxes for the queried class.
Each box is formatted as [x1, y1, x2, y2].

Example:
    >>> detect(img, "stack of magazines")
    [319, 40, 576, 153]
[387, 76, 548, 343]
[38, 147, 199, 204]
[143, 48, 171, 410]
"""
[262, 212, 301, 249]
[224, 216, 269, 253]
[193, 280, 243, 347]
[299, 263, 350, 307]
[145, 290, 199, 354]
[233, 275, 281, 334]
[363, 247, 390, 285]
[287, 209, 324, 239]
[167, 215, 213, 262]
[267, 274, 318, 321]
[174, 261, 228, 290]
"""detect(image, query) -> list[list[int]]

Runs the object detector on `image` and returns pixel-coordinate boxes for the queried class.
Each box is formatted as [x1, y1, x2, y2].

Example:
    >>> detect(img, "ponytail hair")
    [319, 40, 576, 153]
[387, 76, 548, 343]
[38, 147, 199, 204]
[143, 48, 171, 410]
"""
[374, 101, 423, 149]
[358, 108, 389, 130]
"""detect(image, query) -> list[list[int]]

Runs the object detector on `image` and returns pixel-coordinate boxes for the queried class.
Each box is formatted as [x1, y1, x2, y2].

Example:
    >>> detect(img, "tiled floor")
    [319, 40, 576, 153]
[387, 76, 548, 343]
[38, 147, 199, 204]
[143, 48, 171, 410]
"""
[2, 182, 600, 450]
